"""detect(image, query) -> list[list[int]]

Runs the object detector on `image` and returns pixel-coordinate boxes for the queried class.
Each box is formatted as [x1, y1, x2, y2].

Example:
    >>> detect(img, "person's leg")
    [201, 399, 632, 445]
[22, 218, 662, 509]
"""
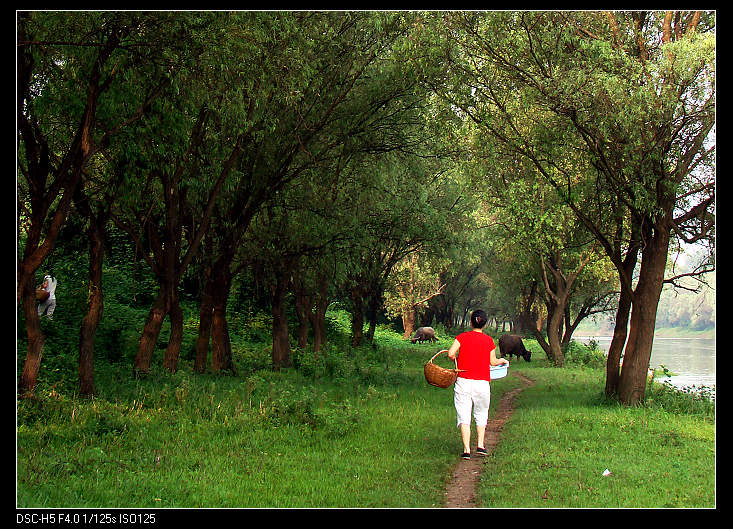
[454, 378, 472, 456]
[37, 300, 47, 317]
[460, 423, 471, 454]
[476, 425, 486, 449]
[46, 300, 56, 320]
[473, 381, 491, 450]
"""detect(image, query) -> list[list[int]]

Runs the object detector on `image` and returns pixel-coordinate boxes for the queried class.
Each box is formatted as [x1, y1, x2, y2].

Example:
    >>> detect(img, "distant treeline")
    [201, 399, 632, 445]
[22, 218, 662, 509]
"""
[581, 274, 715, 335]
[655, 276, 715, 331]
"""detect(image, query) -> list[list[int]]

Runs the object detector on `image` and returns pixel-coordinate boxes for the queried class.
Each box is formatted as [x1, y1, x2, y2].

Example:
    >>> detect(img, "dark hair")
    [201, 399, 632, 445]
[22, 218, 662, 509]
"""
[470, 309, 488, 329]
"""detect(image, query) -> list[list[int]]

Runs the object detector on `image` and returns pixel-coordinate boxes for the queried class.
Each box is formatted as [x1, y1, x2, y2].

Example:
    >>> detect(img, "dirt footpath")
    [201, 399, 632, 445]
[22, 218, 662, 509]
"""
[443, 372, 534, 508]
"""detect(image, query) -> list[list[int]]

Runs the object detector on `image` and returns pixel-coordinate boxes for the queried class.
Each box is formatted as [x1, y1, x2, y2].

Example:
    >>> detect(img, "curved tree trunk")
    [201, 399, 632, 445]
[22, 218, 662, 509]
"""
[401, 308, 416, 340]
[133, 289, 168, 376]
[162, 295, 183, 372]
[17, 15, 103, 396]
[605, 287, 632, 398]
[546, 303, 565, 367]
[196, 245, 237, 374]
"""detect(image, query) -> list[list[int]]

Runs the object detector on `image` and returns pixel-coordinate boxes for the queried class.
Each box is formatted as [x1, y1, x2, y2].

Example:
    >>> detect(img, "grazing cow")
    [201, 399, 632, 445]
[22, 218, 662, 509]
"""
[498, 334, 532, 362]
[411, 326, 437, 344]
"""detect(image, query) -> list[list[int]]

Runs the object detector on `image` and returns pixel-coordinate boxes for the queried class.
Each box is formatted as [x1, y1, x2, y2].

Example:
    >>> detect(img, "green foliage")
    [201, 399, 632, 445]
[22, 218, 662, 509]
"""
[645, 379, 715, 418]
[17, 11, 715, 508]
[563, 339, 607, 369]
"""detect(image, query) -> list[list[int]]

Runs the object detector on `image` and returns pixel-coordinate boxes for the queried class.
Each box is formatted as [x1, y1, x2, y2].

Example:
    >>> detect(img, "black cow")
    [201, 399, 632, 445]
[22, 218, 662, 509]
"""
[498, 334, 531, 362]
[411, 326, 437, 344]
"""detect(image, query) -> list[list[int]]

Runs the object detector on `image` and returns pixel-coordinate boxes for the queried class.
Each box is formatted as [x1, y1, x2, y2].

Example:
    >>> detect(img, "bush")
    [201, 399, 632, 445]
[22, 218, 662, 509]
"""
[239, 312, 272, 343]
[564, 339, 606, 368]
[312, 400, 358, 438]
[645, 379, 715, 419]
[291, 343, 355, 381]
[233, 345, 273, 374]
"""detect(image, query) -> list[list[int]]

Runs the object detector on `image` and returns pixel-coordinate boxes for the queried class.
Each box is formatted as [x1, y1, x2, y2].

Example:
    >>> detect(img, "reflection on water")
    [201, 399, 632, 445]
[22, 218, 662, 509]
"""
[575, 336, 716, 393]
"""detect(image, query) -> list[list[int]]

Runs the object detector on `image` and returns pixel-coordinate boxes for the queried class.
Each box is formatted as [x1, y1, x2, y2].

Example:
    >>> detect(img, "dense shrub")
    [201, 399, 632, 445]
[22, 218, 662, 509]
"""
[564, 339, 606, 368]
[233, 344, 273, 374]
[645, 379, 715, 419]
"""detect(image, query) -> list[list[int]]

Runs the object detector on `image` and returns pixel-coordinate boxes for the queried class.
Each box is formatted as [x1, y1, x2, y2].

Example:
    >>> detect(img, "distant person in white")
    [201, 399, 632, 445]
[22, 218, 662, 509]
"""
[37, 274, 57, 320]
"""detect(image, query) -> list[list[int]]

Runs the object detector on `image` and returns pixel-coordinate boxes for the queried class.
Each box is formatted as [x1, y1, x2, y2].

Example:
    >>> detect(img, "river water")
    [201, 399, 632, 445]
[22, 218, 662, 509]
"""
[574, 335, 716, 393]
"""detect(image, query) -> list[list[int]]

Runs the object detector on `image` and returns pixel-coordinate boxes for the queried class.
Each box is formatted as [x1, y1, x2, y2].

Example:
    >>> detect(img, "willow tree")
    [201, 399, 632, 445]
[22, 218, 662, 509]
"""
[187, 11, 428, 363]
[107, 13, 248, 376]
[237, 176, 357, 370]
[441, 10, 715, 404]
[17, 12, 181, 395]
[339, 144, 464, 346]
[476, 154, 616, 366]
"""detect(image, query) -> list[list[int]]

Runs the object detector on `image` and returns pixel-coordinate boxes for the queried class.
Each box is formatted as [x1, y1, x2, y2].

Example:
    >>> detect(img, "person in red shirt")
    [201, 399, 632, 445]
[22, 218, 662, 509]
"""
[447, 309, 509, 459]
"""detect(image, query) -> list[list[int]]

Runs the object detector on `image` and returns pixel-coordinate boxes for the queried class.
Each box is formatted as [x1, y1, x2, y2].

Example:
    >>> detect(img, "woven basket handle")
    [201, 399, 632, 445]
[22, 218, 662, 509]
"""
[429, 349, 465, 371]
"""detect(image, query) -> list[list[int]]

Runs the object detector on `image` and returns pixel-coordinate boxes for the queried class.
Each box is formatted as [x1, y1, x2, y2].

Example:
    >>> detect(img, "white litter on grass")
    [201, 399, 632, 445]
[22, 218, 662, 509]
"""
[602, 469, 612, 477]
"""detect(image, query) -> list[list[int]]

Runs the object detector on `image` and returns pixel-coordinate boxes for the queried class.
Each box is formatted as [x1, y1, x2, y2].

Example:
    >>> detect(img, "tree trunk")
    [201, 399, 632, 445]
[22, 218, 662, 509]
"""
[401, 308, 416, 340]
[271, 266, 292, 370]
[195, 246, 237, 374]
[194, 268, 215, 373]
[162, 296, 183, 373]
[350, 287, 365, 347]
[211, 303, 234, 373]
[617, 220, 670, 405]
[365, 291, 380, 343]
[605, 286, 632, 397]
[600, 216, 642, 399]
[528, 311, 553, 361]
[546, 302, 565, 366]
[133, 289, 168, 376]
[78, 217, 106, 396]
[19, 282, 45, 398]
[211, 266, 235, 373]
[293, 284, 313, 349]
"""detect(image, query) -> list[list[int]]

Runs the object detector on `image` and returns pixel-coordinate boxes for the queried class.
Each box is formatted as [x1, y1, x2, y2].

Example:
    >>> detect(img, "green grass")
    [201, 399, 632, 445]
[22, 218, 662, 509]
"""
[477, 361, 715, 508]
[17, 313, 715, 508]
[17, 333, 517, 508]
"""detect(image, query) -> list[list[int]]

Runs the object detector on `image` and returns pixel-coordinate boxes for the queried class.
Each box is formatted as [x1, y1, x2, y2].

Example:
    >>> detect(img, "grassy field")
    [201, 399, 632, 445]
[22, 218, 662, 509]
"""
[16, 316, 715, 509]
[477, 362, 715, 508]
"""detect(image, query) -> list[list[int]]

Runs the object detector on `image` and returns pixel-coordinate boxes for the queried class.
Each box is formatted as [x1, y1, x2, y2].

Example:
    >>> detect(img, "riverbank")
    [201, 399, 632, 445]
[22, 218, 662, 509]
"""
[570, 331, 716, 397]
[575, 325, 715, 340]
[653, 327, 715, 339]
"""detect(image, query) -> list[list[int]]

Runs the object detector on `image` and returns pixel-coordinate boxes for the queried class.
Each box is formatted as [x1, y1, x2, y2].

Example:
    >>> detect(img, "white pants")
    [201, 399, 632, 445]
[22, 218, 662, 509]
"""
[38, 298, 56, 320]
[454, 377, 491, 427]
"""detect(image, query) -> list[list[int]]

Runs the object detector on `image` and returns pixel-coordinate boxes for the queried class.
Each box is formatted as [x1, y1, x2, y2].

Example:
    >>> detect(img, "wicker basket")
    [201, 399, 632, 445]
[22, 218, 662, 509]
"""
[424, 349, 465, 388]
[36, 288, 49, 302]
